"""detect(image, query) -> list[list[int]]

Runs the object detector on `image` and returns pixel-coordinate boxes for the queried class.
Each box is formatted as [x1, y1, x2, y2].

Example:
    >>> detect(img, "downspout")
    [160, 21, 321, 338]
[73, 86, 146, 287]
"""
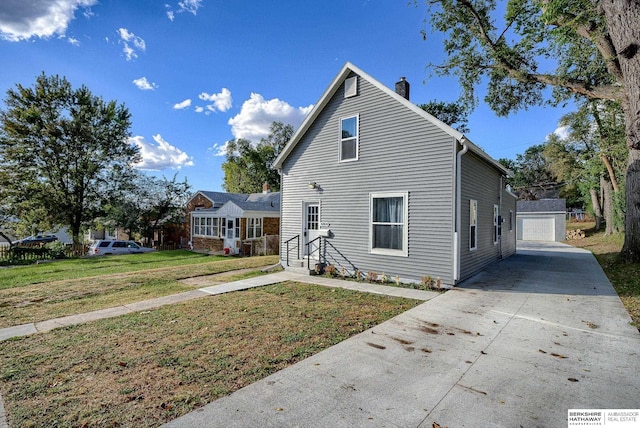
[453, 139, 469, 283]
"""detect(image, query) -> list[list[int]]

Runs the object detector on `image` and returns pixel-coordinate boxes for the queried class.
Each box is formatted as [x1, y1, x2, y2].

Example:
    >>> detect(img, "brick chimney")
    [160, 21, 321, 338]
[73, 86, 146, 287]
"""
[262, 182, 271, 194]
[395, 77, 410, 100]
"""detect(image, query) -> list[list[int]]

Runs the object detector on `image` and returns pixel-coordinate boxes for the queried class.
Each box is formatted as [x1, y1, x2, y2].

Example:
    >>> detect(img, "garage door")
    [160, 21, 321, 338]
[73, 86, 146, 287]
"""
[519, 217, 555, 241]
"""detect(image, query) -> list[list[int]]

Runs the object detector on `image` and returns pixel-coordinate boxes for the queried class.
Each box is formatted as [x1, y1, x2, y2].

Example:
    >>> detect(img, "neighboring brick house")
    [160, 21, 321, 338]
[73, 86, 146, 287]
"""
[186, 186, 280, 255]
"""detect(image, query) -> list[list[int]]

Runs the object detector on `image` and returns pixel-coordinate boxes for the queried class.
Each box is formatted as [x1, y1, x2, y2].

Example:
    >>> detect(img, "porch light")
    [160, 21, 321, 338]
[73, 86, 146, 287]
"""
[307, 182, 318, 189]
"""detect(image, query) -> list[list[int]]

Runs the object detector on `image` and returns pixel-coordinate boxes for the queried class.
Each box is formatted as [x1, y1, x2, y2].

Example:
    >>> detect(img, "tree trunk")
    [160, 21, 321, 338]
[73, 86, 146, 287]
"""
[601, 175, 617, 235]
[600, 0, 640, 261]
[590, 187, 604, 231]
[600, 154, 620, 192]
[622, 148, 640, 260]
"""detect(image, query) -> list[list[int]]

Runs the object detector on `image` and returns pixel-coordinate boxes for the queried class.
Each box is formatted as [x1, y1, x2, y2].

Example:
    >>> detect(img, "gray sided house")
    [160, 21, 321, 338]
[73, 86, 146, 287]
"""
[187, 188, 280, 255]
[516, 199, 566, 242]
[273, 62, 517, 286]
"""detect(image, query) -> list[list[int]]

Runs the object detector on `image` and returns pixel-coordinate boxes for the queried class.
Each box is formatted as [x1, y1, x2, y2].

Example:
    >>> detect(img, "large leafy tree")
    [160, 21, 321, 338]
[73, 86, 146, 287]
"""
[0, 74, 139, 244]
[222, 121, 293, 193]
[499, 144, 560, 198]
[544, 99, 627, 232]
[420, 0, 640, 261]
[419, 100, 470, 133]
[104, 173, 191, 243]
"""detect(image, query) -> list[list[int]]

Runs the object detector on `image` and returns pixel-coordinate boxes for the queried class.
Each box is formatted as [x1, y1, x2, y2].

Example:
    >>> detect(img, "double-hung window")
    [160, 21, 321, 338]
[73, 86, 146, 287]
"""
[340, 115, 358, 162]
[469, 200, 477, 250]
[370, 192, 408, 256]
[247, 218, 263, 239]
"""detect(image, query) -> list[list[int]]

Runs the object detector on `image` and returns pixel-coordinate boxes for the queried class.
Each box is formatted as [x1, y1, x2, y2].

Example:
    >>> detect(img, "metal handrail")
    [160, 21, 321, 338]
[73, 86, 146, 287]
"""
[305, 236, 323, 270]
[284, 235, 300, 267]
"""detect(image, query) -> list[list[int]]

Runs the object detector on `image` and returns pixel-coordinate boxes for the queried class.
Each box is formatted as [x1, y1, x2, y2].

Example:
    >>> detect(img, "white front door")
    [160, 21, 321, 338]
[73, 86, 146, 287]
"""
[222, 217, 239, 253]
[303, 202, 320, 256]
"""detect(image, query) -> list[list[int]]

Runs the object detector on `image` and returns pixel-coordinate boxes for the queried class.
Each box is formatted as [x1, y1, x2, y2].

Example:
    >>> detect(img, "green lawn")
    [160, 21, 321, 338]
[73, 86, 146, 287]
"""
[0, 251, 280, 328]
[0, 250, 247, 289]
[0, 253, 421, 427]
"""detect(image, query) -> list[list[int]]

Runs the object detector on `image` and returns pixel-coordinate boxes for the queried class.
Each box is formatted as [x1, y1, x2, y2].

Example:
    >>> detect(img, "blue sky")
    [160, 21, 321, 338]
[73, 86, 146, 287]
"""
[0, 0, 572, 192]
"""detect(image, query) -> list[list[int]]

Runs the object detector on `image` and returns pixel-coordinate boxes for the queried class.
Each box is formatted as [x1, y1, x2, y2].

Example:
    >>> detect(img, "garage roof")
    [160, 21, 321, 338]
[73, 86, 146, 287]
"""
[517, 199, 566, 213]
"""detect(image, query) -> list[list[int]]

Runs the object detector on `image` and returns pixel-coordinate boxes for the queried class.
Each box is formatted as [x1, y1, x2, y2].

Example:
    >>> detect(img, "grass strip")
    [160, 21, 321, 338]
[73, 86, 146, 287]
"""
[0, 250, 270, 289]
[0, 255, 279, 328]
[0, 282, 420, 427]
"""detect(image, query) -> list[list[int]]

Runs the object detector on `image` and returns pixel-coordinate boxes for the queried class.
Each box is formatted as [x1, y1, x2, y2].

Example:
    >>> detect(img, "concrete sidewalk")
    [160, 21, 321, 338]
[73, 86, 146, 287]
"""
[0, 271, 435, 342]
[0, 269, 438, 428]
[164, 242, 640, 428]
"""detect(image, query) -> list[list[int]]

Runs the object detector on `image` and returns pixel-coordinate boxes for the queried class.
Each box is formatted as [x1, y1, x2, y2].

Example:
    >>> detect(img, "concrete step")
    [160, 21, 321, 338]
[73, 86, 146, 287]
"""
[284, 265, 311, 275]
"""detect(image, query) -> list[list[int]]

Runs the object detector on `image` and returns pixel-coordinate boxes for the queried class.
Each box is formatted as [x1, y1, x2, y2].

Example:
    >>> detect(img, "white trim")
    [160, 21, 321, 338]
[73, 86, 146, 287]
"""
[369, 191, 409, 257]
[339, 114, 359, 162]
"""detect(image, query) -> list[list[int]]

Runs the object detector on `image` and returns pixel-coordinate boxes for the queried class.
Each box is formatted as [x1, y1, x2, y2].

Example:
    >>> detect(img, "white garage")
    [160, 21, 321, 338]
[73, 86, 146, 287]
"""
[516, 199, 566, 242]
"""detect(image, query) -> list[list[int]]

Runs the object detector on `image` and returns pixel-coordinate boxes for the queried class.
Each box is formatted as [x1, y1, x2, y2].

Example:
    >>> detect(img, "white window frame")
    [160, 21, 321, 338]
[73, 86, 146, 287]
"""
[339, 114, 359, 162]
[192, 215, 219, 238]
[369, 191, 408, 257]
[246, 217, 263, 240]
[509, 210, 514, 232]
[493, 204, 499, 245]
[469, 200, 477, 251]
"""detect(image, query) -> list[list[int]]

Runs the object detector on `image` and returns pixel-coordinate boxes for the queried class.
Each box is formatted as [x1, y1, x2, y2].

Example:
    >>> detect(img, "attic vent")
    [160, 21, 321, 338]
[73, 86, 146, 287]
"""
[344, 76, 357, 98]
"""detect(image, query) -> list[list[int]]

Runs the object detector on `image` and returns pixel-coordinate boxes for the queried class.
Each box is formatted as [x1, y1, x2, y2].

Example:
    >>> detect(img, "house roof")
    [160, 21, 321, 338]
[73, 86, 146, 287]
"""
[517, 199, 566, 213]
[190, 191, 280, 214]
[193, 191, 250, 209]
[273, 62, 509, 176]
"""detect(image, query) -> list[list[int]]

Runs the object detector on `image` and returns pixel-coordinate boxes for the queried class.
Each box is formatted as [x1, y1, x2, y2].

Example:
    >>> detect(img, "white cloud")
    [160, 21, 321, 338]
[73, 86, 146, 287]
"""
[67, 37, 80, 46]
[209, 142, 229, 157]
[198, 88, 232, 113]
[227, 93, 312, 143]
[0, 0, 97, 41]
[133, 77, 158, 91]
[548, 125, 570, 141]
[131, 135, 194, 170]
[117, 27, 146, 61]
[194, 106, 204, 113]
[165, 0, 203, 20]
[173, 99, 192, 110]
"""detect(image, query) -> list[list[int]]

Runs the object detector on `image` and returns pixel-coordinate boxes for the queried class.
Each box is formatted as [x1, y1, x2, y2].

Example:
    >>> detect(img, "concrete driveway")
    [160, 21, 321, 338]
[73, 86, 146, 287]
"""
[164, 241, 640, 427]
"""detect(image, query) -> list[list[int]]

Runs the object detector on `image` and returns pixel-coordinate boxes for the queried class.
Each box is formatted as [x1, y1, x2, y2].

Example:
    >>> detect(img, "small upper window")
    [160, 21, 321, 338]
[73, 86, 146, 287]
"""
[344, 76, 357, 98]
[340, 115, 358, 162]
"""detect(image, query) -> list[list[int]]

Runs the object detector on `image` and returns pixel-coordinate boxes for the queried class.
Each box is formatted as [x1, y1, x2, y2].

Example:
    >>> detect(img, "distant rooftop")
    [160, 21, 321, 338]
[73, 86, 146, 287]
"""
[517, 199, 566, 213]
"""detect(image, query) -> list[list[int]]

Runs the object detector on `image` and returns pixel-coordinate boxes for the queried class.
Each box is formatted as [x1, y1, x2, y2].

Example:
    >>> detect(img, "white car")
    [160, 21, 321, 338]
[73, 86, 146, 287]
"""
[88, 240, 155, 256]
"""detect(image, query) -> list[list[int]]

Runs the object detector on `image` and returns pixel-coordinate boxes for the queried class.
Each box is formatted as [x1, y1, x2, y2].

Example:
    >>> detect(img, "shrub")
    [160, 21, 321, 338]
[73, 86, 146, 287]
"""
[45, 241, 67, 259]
